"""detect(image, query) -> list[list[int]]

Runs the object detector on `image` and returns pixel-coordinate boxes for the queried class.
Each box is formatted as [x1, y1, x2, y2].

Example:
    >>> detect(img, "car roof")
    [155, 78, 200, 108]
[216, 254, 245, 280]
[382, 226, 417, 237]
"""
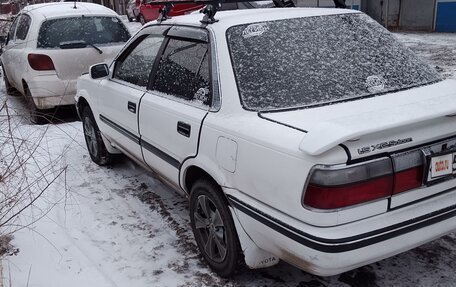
[21, 2, 118, 19]
[156, 7, 360, 31]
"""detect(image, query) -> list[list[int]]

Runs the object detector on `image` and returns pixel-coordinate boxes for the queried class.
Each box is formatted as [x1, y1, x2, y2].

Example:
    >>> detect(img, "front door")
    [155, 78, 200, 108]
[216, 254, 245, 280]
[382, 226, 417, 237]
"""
[97, 32, 165, 160]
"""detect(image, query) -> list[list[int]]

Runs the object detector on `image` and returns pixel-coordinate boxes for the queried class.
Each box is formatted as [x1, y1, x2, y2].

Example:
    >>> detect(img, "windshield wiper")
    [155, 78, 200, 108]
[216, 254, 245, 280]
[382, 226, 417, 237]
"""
[59, 40, 103, 54]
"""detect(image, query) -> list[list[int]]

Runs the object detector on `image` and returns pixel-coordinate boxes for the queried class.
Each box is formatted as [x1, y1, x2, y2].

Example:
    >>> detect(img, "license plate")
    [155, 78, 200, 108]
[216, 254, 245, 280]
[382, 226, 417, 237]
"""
[429, 153, 454, 179]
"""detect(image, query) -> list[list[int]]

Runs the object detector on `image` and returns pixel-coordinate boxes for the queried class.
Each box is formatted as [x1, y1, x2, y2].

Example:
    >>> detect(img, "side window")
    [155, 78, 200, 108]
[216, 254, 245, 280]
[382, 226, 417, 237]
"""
[15, 14, 31, 41]
[114, 34, 164, 87]
[7, 16, 20, 43]
[152, 38, 211, 105]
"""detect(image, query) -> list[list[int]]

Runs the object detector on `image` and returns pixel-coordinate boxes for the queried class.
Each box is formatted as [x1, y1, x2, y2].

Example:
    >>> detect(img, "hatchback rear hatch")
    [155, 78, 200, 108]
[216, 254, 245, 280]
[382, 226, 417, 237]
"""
[36, 15, 130, 80]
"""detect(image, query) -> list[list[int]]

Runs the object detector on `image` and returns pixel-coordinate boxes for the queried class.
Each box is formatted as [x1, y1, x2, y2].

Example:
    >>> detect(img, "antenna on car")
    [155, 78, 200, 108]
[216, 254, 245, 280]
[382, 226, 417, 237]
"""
[149, 0, 292, 24]
[73, 0, 77, 9]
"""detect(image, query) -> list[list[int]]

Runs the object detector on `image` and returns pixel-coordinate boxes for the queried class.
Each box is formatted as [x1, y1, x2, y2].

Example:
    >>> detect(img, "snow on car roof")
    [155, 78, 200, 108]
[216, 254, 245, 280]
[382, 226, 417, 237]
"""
[21, 2, 118, 19]
[159, 7, 360, 30]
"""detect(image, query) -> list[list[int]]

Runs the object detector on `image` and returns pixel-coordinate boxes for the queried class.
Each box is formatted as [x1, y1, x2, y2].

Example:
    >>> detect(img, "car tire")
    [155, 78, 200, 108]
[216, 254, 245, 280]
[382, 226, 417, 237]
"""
[139, 14, 146, 25]
[189, 179, 243, 277]
[2, 66, 16, 96]
[25, 87, 49, 125]
[81, 106, 112, 166]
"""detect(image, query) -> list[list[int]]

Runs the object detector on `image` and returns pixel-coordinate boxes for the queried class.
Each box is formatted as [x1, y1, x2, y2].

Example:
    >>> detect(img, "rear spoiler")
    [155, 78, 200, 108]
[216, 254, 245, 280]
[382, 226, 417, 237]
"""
[299, 92, 456, 156]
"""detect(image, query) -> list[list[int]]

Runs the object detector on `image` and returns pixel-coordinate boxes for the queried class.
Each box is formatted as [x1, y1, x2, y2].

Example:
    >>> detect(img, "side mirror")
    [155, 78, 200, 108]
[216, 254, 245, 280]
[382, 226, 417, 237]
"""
[90, 63, 109, 79]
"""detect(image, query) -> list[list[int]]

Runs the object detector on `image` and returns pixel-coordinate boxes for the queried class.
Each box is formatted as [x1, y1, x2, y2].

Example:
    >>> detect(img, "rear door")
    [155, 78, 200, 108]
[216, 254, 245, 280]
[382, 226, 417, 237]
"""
[139, 26, 212, 186]
[2, 14, 21, 88]
[96, 26, 166, 160]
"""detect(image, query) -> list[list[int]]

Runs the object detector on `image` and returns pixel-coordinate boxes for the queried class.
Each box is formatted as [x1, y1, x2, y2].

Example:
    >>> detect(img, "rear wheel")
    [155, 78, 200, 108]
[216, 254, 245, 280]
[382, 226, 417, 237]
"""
[81, 106, 112, 166]
[25, 87, 49, 125]
[189, 179, 243, 277]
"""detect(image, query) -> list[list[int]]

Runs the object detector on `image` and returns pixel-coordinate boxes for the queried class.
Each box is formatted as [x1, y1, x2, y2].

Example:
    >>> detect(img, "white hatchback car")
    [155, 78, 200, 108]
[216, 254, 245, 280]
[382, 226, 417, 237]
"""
[1, 2, 130, 123]
[76, 7, 456, 277]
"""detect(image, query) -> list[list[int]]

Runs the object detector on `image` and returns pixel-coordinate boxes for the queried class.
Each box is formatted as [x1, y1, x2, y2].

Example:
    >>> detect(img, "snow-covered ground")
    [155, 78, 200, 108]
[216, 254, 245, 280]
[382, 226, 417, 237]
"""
[1, 19, 456, 286]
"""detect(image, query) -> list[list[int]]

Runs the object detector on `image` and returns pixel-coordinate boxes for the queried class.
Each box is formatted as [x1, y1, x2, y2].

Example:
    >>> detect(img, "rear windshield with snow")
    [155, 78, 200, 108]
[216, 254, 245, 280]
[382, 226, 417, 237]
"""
[37, 16, 130, 48]
[227, 13, 441, 111]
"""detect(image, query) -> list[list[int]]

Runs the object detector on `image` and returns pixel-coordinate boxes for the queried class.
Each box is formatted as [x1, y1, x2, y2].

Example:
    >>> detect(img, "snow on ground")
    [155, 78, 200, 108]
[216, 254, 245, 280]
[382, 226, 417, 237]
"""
[1, 19, 456, 287]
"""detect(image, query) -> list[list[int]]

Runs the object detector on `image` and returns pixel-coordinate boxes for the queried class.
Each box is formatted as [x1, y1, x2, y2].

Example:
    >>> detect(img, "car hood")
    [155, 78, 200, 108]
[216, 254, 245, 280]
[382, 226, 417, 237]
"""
[260, 79, 456, 159]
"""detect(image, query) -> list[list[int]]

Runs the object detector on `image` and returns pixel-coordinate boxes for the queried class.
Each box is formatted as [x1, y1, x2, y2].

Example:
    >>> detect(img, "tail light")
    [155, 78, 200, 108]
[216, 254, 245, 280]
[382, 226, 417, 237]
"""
[304, 152, 425, 210]
[28, 54, 55, 71]
[391, 150, 424, 194]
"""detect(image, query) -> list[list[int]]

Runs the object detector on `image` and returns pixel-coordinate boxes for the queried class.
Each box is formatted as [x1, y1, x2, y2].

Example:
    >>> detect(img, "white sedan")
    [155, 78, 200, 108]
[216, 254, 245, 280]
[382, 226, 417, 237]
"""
[1, 2, 130, 123]
[76, 7, 456, 277]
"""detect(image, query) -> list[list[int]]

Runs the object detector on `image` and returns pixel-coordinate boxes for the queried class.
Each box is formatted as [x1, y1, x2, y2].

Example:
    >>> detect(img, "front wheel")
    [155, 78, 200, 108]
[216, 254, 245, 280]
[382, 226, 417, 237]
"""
[81, 106, 112, 165]
[190, 179, 243, 277]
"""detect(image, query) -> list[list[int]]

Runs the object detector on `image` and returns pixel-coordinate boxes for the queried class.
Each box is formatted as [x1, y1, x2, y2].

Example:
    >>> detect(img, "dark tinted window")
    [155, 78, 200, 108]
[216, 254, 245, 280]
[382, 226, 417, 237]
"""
[114, 35, 164, 87]
[37, 16, 130, 48]
[15, 14, 31, 40]
[152, 38, 211, 105]
[227, 14, 441, 111]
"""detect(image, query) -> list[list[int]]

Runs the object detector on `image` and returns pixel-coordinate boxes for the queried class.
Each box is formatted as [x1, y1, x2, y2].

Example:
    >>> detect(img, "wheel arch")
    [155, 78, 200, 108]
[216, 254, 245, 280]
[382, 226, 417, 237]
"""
[181, 161, 228, 196]
[76, 96, 90, 116]
[21, 79, 28, 95]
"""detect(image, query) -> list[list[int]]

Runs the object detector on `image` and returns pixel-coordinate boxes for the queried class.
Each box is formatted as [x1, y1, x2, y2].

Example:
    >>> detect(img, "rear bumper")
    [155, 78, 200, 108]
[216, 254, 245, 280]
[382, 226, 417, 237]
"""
[227, 187, 456, 276]
[27, 75, 76, 109]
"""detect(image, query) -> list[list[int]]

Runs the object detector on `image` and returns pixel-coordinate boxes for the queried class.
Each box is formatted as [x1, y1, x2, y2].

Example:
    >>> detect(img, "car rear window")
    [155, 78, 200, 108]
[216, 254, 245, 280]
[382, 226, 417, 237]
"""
[226, 13, 441, 111]
[37, 16, 130, 48]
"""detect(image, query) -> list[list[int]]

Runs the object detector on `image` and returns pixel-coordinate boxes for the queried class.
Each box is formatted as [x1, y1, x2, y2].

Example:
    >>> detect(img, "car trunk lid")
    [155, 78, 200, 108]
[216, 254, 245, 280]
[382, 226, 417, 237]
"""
[260, 79, 456, 160]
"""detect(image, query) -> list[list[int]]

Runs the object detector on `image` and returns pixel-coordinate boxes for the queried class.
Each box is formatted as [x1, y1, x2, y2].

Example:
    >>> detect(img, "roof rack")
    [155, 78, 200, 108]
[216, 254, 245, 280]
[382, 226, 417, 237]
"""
[148, 0, 294, 24]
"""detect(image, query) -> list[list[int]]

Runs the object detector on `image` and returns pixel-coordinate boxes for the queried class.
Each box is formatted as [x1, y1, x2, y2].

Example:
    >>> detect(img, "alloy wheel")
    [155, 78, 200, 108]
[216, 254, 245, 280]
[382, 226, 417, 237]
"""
[193, 195, 227, 263]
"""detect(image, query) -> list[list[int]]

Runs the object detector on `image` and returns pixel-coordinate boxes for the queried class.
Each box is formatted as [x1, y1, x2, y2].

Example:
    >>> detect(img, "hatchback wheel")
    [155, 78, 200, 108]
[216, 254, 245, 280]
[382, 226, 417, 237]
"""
[25, 88, 49, 124]
[190, 179, 243, 277]
[81, 106, 112, 165]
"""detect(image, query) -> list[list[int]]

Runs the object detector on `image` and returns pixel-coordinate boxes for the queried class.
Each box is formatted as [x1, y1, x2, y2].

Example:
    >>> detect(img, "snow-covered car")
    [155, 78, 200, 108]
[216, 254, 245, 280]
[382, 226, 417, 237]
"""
[1, 2, 131, 123]
[126, 0, 140, 22]
[75, 7, 456, 277]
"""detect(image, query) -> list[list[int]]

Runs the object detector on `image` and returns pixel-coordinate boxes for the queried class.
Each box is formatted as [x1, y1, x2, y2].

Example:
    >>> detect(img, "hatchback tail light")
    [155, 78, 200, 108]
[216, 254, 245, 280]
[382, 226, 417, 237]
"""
[304, 152, 425, 210]
[28, 54, 55, 71]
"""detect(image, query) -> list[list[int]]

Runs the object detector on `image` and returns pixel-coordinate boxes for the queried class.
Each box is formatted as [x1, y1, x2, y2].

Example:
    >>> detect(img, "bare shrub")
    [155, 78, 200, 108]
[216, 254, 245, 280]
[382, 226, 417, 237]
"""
[0, 94, 68, 256]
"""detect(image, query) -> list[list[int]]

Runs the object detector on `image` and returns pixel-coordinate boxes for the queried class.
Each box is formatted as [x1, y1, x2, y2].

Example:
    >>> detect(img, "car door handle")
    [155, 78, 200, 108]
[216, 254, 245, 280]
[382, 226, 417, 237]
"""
[177, 121, 191, 137]
[127, 101, 136, 113]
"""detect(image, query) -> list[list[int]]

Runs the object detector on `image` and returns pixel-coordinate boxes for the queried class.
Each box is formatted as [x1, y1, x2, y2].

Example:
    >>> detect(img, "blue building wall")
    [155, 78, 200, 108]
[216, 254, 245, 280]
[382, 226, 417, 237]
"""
[436, 0, 456, 32]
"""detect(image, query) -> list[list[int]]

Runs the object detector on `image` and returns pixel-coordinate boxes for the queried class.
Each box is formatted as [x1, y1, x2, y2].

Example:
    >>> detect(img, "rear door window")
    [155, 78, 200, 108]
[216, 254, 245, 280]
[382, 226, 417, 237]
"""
[151, 38, 211, 105]
[37, 16, 130, 48]
[7, 15, 19, 43]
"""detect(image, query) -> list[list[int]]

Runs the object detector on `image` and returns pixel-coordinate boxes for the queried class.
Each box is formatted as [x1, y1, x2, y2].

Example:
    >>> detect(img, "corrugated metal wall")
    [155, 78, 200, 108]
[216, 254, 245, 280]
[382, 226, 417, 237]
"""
[300, 0, 456, 32]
